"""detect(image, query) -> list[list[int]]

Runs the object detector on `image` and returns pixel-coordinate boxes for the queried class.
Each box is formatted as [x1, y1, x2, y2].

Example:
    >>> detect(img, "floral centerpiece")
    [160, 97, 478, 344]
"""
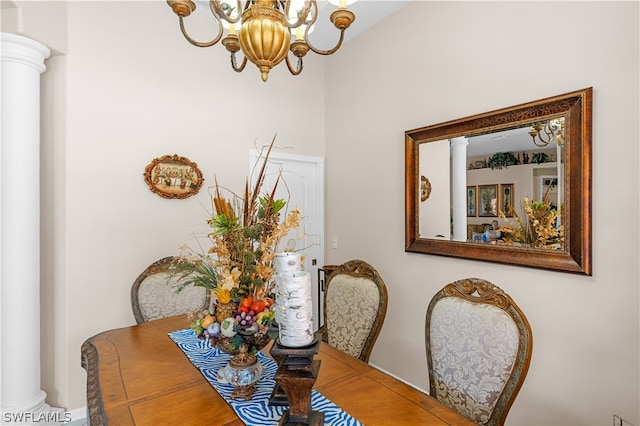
[171, 139, 301, 354]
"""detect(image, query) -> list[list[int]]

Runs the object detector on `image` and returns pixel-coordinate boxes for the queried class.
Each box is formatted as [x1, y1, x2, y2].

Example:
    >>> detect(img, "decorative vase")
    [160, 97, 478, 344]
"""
[222, 344, 264, 400]
[215, 333, 271, 355]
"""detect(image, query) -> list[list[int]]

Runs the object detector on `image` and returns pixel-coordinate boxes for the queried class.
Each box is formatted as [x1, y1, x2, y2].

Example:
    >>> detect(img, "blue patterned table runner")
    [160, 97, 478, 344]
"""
[169, 328, 362, 426]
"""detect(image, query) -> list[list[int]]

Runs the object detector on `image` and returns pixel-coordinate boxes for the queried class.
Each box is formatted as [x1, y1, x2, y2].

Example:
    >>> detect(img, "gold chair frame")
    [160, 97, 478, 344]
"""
[425, 278, 533, 426]
[321, 259, 388, 362]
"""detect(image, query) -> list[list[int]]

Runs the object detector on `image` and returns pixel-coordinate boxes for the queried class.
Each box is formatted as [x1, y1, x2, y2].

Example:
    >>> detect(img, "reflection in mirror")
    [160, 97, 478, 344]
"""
[405, 88, 592, 275]
[419, 120, 564, 247]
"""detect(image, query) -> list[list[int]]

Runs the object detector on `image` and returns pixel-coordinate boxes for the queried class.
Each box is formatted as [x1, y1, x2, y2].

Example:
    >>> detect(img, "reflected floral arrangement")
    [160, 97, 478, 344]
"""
[499, 195, 563, 249]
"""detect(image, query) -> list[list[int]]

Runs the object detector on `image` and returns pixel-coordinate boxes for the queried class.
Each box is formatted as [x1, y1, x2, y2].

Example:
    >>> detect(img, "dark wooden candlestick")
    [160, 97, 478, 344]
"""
[269, 332, 323, 425]
[269, 350, 288, 406]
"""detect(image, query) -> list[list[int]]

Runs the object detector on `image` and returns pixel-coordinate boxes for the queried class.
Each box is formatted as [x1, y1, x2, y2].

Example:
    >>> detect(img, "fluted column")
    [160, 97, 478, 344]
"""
[450, 137, 468, 242]
[0, 32, 61, 421]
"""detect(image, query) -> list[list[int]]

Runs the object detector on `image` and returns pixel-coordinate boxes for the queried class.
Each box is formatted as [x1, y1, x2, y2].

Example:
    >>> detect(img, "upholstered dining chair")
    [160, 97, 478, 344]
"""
[425, 278, 533, 426]
[320, 259, 388, 362]
[131, 256, 211, 324]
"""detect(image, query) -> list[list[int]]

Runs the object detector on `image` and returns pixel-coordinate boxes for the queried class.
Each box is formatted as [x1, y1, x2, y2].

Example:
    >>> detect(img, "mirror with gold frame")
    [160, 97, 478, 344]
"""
[405, 88, 592, 275]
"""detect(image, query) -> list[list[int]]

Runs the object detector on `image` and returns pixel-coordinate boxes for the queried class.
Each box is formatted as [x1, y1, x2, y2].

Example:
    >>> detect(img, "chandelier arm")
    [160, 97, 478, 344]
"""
[178, 15, 223, 47]
[210, 0, 242, 24]
[543, 125, 556, 141]
[532, 137, 549, 147]
[536, 126, 554, 145]
[230, 52, 248, 73]
[532, 133, 551, 146]
[282, 0, 315, 29]
[285, 54, 303, 76]
[305, 29, 346, 55]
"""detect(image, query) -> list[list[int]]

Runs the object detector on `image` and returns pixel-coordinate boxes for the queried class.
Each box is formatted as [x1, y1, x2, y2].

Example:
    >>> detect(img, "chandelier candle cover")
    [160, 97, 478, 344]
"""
[275, 271, 314, 348]
[166, 0, 358, 82]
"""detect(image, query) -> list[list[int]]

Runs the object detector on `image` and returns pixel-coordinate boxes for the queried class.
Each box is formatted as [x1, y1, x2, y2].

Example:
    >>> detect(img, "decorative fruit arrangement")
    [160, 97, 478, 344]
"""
[188, 293, 276, 353]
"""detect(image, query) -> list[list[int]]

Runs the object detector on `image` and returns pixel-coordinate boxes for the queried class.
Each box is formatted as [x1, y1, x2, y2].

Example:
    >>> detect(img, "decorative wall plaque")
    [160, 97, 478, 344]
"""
[144, 154, 203, 199]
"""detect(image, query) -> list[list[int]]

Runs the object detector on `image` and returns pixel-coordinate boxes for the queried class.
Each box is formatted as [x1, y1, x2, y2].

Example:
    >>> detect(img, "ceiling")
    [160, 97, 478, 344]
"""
[466, 123, 562, 158]
[192, 1, 413, 50]
[311, 0, 412, 48]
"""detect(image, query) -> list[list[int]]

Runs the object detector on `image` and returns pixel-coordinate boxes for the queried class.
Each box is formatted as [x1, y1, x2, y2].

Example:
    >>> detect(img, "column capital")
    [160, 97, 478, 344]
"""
[450, 136, 468, 147]
[1, 32, 50, 73]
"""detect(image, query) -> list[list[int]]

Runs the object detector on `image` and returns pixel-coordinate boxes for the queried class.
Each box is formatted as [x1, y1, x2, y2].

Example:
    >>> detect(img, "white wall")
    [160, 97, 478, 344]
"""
[419, 139, 450, 238]
[27, 0, 328, 411]
[325, 2, 639, 425]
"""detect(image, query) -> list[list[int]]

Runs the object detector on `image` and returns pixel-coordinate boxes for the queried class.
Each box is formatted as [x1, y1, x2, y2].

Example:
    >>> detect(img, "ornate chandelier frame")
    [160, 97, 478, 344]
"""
[167, 0, 356, 82]
[529, 117, 565, 147]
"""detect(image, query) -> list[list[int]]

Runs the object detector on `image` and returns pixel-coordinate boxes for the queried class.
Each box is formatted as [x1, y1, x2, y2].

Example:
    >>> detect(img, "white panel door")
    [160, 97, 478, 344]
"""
[249, 150, 325, 331]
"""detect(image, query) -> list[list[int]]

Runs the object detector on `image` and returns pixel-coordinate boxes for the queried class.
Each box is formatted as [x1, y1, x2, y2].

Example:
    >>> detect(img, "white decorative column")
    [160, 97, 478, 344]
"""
[1, 33, 62, 420]
[450, 137, 468, 242]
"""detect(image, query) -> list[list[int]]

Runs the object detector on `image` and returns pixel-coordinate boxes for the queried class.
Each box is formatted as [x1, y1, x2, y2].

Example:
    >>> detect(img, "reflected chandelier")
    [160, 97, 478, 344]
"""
[529, 118, 565, 147]
[167, 0, 357, 82]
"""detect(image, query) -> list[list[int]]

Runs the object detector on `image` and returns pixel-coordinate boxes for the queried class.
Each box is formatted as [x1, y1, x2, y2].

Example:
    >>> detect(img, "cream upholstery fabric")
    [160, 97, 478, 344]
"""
[132, 257, 213, 323]
[429, 297, 519, 424]
[325, 275, 380, 359]
[136, 271, 208, 322]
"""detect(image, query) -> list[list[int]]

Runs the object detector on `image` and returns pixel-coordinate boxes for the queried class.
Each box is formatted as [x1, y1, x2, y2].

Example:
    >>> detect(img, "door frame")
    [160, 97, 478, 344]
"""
[249, 149, 325, 330]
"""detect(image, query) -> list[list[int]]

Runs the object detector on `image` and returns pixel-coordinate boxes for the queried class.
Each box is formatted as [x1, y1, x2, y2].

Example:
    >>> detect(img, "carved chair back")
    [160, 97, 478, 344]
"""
[131, 256, 210, 324]
[321, 259, 388, 362]
[425, 278, 533, 426]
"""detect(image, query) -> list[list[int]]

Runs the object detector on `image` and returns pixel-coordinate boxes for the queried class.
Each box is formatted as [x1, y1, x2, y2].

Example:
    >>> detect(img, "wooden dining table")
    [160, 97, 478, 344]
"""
[81, 315, 474, 426]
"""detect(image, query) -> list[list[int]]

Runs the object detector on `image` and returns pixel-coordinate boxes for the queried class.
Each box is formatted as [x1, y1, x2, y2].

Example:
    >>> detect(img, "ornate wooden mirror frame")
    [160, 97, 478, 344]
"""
[405, 88, 592, 275]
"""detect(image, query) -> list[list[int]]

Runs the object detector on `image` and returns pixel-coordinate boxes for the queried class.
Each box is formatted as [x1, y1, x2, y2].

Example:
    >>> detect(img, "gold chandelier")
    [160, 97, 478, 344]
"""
[529, 117, 565, 147]
[167, 0, 357, 82]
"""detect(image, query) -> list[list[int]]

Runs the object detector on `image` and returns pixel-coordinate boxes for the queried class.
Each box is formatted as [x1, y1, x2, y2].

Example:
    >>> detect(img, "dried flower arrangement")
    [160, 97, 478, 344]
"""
[170, 136, 302, 353]
[499, 190, 563, 249]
